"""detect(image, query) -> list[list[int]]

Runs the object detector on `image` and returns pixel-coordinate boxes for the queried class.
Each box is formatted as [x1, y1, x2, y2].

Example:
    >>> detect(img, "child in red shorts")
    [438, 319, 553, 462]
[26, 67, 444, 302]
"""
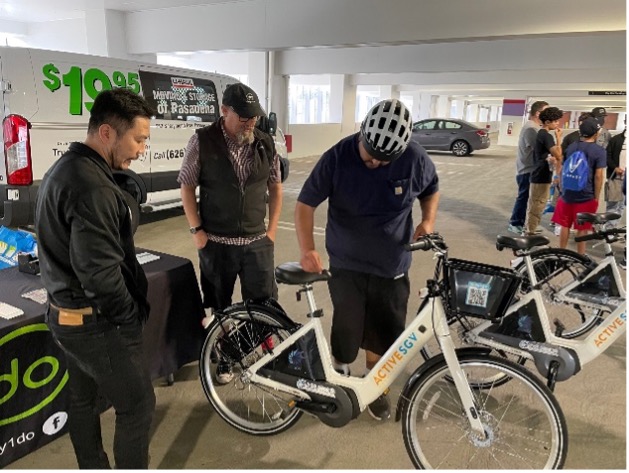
[551, 117, 607, 254]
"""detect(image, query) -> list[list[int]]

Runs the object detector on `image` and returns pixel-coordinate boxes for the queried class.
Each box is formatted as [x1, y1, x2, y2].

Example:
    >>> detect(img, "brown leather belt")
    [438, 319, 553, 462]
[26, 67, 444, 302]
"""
[50, 303, 94, 326]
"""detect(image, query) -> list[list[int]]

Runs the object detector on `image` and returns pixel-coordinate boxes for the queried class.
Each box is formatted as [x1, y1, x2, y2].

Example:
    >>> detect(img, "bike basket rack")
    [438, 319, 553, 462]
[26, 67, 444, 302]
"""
[444, 258, 522, 322]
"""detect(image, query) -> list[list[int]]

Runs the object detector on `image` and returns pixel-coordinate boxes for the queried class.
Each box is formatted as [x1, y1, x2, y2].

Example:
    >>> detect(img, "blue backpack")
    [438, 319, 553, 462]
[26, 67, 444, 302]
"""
[561, 146, 590, 192]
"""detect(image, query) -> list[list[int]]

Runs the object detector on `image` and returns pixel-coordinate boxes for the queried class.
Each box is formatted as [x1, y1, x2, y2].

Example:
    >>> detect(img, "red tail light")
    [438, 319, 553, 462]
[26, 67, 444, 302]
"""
[3, 114, 33, 186]
[475, 130, 488, 137]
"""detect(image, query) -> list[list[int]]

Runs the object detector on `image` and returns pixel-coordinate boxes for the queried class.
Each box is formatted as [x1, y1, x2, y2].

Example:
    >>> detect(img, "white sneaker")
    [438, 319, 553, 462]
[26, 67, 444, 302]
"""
[215, 361, 234, 385]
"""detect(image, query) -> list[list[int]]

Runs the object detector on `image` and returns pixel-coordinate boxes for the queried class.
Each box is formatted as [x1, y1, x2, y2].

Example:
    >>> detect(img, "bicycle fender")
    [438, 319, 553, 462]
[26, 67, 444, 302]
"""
[220, 299, 299, 331]
[394, 347, 491, 422]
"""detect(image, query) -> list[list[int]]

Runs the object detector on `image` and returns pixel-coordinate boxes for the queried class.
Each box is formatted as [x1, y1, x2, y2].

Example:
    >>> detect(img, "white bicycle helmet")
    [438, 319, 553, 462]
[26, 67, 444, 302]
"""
[360, 99, 412, 162]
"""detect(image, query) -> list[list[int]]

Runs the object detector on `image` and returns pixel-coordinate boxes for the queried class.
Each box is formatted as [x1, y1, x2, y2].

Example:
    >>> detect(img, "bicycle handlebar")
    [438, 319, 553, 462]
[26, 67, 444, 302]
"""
[574, 227, 626, 243]
[405, 233, 447, 252]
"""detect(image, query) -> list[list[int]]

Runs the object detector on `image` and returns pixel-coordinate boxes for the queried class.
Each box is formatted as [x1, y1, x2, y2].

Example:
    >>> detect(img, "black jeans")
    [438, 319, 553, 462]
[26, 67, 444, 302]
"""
[198, 237, 278, 310]
[47, 307, 155, 469]
[509, 172, 531, 227]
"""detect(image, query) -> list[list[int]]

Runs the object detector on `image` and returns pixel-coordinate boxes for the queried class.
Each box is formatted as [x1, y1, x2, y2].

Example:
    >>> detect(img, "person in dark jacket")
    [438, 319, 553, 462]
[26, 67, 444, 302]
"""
[295, 99, 439, 421]
[178, 83, 282, 384]
[606, 128, 626, 217]
[561, 112, 593, 157]
[35, 88, 155, 469]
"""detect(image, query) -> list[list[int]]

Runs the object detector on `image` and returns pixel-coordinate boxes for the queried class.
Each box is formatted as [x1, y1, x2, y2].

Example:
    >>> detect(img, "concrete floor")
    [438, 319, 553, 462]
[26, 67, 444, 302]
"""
[8, 145, 626, 469]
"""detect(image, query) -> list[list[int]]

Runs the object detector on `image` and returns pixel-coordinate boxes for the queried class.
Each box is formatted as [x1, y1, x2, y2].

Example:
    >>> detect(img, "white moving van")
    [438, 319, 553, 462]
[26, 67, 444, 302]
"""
[0, 47, 287, 230]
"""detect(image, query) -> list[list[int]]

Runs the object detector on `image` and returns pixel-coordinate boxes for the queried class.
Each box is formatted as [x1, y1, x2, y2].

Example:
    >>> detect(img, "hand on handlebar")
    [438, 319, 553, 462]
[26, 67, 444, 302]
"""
[413, 221, 434, 241]
[300, 250, 324, 273]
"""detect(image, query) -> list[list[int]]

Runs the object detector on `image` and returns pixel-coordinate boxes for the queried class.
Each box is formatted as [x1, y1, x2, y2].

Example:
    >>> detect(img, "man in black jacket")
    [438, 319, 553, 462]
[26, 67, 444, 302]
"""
[35, 88, 155, 469]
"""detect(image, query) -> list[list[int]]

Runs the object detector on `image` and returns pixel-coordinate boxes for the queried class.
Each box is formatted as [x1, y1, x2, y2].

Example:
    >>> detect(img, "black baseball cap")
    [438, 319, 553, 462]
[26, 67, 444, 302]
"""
[579, 117, 601, 138]
[222, 83, 265, 118]
[591, 107, 607, 117]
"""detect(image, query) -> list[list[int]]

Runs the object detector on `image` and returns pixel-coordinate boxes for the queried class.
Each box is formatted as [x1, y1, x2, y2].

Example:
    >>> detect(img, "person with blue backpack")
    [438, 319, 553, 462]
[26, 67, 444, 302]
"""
[551, 117, 607, 254]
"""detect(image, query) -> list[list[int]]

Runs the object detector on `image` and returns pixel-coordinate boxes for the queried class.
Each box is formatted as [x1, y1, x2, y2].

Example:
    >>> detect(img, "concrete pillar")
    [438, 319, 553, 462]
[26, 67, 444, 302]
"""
[379, 85, 399, 100]
[329, 74, 345, 123]
[270, 74, 289, 133]
[418, 93, 432, 120]
[247, 52, 269, 113]
[341, 77, 357, 138]
[85, 6, 109, 57]
[84, 6, 156, 62]
[435, 95, 450, 117]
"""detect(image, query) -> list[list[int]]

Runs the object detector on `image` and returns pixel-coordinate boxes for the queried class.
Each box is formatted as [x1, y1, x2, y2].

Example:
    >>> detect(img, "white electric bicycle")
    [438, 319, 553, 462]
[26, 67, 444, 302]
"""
[457, 212, 626, 391]
[199, 234, 567, 469]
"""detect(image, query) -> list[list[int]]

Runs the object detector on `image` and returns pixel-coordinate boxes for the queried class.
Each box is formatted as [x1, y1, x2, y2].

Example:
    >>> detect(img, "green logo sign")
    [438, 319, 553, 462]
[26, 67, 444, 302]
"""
[42, 63, 141, 115]
[0, 324, 69, 427]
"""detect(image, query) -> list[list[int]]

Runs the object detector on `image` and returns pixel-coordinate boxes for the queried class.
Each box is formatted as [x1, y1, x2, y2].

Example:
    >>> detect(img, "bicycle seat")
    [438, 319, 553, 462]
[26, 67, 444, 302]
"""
[275, 262, 332, 285]
[576, 212, 622, 225]
[496, 235, 550, 251]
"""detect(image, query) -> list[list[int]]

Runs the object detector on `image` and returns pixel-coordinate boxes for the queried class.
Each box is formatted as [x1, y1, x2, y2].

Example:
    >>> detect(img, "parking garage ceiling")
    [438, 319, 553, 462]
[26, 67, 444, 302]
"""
[0, 0, 625, 110]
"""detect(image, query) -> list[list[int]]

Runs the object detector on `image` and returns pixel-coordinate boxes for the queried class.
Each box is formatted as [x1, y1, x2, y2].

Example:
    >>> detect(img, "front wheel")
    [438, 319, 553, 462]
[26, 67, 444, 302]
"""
[199, 307, 303, 435]
[402, 354, 567, 469]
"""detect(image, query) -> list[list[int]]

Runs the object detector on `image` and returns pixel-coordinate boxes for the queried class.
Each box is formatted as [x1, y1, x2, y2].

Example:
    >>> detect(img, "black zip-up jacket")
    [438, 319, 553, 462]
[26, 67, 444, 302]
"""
[35, 142, 149, 325]
[607, 132, 626, 178]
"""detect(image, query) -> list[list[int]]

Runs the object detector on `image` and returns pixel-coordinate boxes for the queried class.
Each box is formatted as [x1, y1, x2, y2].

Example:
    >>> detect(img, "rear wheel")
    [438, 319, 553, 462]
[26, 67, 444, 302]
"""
[199, 307, 303, 435]
[451, 140, 470, 156]
[402, 354, 567, 469]
[516, 248, 603, 338]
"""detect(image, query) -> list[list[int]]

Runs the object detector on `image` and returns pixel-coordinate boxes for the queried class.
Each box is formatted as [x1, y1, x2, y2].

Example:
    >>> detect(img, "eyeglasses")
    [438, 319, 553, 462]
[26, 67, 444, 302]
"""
[230, 107, 259, 123]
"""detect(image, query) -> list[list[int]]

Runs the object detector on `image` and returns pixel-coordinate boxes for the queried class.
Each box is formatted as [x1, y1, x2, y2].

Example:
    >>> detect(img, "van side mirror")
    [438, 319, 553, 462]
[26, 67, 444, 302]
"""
[268, 112, 277, 136]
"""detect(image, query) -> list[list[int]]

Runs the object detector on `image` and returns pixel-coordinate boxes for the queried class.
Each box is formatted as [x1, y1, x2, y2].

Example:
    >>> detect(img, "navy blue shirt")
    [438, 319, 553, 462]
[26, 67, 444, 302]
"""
[298, 134, 439, 278]
[561, 141, 607, 203]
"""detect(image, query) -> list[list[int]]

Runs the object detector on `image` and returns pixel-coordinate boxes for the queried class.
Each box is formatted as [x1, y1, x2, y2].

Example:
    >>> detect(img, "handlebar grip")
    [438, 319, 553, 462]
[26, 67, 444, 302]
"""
[405, 240, 431, 252]
[574, 233, 601, 243]
[574, 227, 626, 242]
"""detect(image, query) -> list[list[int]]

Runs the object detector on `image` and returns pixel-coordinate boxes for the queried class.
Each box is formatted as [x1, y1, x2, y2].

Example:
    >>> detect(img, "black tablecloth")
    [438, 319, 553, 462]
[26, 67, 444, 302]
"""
[0, 249, 205, 467]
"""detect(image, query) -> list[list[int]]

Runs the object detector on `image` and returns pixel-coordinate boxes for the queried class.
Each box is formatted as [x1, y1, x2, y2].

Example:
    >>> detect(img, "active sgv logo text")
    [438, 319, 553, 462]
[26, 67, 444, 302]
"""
[0, 324, 69, 427]
[373, 331, 418, 385]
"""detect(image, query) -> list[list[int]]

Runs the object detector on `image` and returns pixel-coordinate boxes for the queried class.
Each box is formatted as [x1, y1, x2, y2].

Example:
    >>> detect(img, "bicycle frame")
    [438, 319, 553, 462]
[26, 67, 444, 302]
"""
[550, 255, 625, 311]
[245, 290, 486, 435]
[471, 253, 627, 369]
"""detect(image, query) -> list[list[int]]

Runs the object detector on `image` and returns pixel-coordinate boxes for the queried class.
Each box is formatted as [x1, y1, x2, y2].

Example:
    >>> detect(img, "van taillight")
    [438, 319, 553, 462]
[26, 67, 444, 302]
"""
[3, 114, 33, 186]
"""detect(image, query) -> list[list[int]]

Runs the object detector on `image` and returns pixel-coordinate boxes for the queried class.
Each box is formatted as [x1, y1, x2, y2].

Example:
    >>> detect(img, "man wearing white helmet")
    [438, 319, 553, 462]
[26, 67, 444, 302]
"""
[295, 99, 439, 421]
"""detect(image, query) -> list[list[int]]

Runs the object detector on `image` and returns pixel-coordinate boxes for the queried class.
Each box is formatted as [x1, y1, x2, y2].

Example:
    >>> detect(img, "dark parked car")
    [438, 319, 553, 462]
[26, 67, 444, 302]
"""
[411, 118, 490, 156]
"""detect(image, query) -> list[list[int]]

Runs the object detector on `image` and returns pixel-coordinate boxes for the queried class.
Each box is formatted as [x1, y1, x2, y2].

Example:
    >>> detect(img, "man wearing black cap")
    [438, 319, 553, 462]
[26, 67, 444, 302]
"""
[591, 107, 612, 149]
[551, 117, 606, 254]
[178, 83, 282, 383]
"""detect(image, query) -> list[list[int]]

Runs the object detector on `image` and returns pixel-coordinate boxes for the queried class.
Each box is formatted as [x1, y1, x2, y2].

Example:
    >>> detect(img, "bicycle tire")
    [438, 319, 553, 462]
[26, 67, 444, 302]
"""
[515, 248, 603, 339]
[199, 307, 303, 436]
[402, 354, 568, 469]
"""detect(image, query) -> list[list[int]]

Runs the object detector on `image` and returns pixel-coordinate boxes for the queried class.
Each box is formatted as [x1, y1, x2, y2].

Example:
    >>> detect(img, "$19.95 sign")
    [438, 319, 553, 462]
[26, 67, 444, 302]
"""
[42, 63, 140, 115]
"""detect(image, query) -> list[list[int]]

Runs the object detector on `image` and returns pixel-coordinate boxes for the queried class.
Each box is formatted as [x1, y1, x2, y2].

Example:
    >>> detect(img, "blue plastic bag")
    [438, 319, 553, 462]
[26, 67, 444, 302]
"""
[0, 226, 37, 269]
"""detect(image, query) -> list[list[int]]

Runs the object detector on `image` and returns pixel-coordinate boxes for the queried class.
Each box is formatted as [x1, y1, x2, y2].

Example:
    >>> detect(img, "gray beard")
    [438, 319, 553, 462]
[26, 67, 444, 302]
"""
[235, 130, 255, 145]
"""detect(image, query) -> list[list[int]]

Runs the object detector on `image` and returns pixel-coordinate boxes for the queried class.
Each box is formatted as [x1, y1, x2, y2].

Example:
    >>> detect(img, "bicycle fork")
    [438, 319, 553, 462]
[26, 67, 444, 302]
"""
[433, 302, 487, 439]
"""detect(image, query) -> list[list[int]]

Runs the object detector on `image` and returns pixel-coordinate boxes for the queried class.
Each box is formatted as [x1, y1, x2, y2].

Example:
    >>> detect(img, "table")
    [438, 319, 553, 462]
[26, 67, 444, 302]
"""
[0, 249, 206, 468]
